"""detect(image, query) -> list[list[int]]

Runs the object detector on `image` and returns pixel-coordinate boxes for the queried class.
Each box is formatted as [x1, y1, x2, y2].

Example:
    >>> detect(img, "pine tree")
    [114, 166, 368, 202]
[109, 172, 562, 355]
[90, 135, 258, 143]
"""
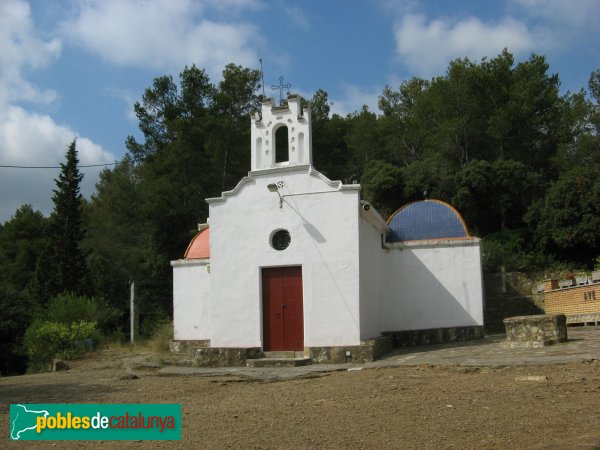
[31, 140, 89, 302]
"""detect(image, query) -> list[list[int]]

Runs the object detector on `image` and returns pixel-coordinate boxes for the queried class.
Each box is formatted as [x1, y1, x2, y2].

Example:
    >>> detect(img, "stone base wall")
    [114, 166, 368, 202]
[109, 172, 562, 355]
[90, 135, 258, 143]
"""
[502, 314, 567, 348]
[169, 340, 210, 354]
[172, 327, 485, 367]
[193, 347, 263, 367]
[383, 326, 484, 348]
[363, 336, 395, 360]
[308, 336, 394, 364]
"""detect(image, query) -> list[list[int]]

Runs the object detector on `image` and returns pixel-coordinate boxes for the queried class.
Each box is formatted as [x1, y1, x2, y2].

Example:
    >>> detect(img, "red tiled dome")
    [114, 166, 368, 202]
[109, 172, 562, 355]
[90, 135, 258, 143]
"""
[184, 227, 210, 259]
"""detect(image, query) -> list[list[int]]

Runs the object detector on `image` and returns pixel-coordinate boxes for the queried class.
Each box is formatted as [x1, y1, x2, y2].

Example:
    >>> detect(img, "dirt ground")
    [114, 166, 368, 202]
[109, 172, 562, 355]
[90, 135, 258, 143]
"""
[2, 347, 600, 449]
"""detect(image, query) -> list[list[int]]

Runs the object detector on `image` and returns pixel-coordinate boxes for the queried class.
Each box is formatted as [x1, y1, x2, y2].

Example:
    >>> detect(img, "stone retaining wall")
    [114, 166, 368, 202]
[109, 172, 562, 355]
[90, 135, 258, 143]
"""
[173, 327, 485, 366]
[193, 347, 263, 367]
[169, 340, 210, 354]
[502, 314, 567, 348]
[308, 336, 394, 364]
[383, 326, 484, 348]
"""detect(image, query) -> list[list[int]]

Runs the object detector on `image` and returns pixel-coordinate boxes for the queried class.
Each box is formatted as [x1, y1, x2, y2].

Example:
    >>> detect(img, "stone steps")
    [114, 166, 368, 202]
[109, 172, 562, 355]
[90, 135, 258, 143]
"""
[485, 299, 541, 314]
[263, 351, 305, 358]
[484, 294, 544, 332]
[246, 357, 312, 368]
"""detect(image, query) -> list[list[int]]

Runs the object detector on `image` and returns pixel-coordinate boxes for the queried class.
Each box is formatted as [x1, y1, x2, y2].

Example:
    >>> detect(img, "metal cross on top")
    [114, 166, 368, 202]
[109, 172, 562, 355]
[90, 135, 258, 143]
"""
[271, 76, 291, 105]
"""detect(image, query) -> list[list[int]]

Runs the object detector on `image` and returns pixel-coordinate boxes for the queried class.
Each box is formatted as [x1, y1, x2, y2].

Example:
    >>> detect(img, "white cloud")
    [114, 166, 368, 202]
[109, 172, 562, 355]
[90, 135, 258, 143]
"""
[0, 0, 61, 108]
[204, 0, 263, 10]
[513, 0, 600, 28]
[391, 0, 600, 78]
[281, 3, 309, 29]
[330, 85, 381, 116]
[0, 106, 115, 221]
[0, 0, 115, 222]
[393, 13, 543, 76]
[61, 0, 262, 77]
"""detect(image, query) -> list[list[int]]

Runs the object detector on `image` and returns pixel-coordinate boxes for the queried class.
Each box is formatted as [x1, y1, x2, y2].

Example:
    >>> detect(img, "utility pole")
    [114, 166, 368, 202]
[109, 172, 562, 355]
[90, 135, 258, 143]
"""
[130, 278, 137, 343]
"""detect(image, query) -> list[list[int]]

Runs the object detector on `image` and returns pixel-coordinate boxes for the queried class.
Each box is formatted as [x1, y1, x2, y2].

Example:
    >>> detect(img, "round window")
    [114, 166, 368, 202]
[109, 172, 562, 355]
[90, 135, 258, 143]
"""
[271, 229, 291, 251]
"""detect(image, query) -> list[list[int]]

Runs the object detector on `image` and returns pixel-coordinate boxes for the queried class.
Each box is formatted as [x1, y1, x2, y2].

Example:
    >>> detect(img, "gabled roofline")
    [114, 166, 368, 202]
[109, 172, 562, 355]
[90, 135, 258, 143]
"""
[205, 166, 360, 204]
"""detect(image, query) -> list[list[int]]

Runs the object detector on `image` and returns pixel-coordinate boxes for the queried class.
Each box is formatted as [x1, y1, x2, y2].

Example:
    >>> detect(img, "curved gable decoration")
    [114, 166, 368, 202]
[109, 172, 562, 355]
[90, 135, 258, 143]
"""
[386, 200, 470, 242]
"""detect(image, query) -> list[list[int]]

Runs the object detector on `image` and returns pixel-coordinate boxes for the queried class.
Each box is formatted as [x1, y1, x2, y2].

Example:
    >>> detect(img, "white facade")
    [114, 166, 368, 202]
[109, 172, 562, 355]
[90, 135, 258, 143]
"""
[206, 166, 362, 347]
[172, 94, 484, 351]
[171, 259, 210, 340]
[380, 240, 484, 331]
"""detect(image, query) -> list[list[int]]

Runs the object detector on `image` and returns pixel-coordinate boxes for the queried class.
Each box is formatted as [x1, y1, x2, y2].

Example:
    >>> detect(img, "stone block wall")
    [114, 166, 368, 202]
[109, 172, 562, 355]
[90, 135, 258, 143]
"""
[193, 347, 263, 367]
[502, 314, 567, 348]
[383, 326, 484, 348]
[363, 336, 395, 359]
[308, 336, 393, 364]
[173, 328, 485, 367]
[169, 340, 210, 354]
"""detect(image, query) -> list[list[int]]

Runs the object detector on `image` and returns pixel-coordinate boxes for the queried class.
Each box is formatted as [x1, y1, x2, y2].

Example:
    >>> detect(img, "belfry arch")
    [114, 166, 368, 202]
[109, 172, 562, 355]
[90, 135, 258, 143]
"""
[274, 124, 289, 163]
[250, 94, 313, 171]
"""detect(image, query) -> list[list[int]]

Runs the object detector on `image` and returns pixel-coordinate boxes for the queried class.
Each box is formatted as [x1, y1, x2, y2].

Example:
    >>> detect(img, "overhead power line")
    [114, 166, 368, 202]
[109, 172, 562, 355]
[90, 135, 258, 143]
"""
[0, 162, 118, 169]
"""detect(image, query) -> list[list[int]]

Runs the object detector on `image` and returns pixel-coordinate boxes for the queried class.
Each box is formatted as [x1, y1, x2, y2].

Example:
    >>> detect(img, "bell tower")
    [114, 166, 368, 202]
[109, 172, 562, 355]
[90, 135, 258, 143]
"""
[250, 94, 312, 171]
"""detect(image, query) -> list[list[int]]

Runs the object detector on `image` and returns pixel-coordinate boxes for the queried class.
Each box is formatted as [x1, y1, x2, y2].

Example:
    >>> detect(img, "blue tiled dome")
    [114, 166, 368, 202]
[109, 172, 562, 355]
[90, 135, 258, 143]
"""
[386, 200, 470, 242]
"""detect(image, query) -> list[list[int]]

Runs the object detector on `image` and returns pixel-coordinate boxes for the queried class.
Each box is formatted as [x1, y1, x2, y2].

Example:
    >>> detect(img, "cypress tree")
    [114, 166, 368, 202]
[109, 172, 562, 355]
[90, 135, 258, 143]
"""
[31, 140, 89, 302]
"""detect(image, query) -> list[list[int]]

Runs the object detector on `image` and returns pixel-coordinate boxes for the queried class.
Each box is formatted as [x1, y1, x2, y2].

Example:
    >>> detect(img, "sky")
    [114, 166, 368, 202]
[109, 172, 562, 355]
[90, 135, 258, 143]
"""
[1, 0, 599, 223]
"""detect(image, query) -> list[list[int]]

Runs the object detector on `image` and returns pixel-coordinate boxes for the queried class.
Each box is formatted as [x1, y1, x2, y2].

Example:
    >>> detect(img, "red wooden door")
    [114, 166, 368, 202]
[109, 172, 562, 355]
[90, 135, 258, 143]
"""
[262, 267, 304, 351]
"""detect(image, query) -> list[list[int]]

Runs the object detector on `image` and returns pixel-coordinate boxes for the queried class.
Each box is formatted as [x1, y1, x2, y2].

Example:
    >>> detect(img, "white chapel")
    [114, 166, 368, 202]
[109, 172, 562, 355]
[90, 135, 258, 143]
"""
[171, 94, 484, 365]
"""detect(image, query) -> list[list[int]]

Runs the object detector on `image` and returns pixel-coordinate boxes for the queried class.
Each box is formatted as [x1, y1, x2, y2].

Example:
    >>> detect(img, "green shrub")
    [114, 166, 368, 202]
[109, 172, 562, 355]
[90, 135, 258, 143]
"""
[105, 328, 128, 344]
[44, 292, 119, 330]
[0, 287, 33, 375]
[24, 320, 97, 372]
[23, 293, 117, 372]
[482, 229, 556, 272]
